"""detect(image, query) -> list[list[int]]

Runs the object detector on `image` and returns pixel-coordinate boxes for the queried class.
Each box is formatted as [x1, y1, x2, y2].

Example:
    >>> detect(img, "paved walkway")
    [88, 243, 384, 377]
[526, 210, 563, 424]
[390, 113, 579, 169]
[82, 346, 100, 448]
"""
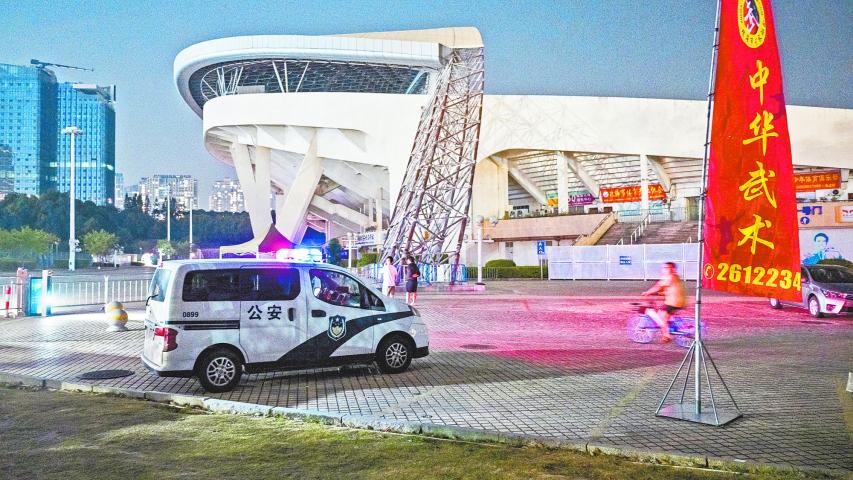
[0, 284, 851, 472]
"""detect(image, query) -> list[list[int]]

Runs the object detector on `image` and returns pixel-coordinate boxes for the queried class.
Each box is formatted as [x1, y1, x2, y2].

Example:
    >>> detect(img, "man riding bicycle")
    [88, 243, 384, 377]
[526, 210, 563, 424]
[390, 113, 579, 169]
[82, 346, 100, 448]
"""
[641, 262, 686, 343]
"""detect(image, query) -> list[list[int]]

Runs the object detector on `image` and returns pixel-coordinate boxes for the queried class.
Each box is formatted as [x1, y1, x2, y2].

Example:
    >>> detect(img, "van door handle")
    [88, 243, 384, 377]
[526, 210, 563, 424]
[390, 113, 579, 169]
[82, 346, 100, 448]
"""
[311, 309, 326, 318]
[288, 308, 295, 321]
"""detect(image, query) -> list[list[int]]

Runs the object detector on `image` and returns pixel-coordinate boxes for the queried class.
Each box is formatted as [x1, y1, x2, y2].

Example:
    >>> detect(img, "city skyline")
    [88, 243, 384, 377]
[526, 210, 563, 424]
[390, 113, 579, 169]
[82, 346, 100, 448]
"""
[2, 0, 850, 208]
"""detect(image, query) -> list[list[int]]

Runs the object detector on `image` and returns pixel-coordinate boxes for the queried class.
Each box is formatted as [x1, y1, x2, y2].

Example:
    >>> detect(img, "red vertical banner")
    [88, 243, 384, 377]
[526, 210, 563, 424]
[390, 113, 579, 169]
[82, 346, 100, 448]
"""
[702, 0, 801, 301]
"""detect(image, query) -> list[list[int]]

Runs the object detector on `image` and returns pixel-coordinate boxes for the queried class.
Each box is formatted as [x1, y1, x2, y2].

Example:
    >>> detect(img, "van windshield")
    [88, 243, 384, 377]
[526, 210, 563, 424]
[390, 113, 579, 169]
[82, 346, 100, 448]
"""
[148, 269, 172, 302]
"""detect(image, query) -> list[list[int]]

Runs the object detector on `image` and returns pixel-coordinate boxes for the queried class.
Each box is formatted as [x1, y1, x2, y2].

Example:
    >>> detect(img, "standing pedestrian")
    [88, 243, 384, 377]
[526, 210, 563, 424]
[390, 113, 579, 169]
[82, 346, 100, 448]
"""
[381, 256, 398, 298]
[404, 256, 420, 306]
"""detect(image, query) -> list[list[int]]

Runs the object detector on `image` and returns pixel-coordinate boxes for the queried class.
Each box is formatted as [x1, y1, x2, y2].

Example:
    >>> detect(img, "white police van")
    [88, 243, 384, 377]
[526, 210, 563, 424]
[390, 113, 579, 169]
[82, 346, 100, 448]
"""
[142, 259, 428, 392]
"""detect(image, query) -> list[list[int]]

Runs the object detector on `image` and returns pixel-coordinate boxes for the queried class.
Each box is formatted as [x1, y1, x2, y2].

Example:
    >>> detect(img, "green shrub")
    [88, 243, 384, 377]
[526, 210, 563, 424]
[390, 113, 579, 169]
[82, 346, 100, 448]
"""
[0, 258, 38, 271]
[817, 258, 853, 269]
[466, 265, 547, 279]
[485, 259, 516, 268]
[357, 252, 378, 267]
[51, 258, 92, 269]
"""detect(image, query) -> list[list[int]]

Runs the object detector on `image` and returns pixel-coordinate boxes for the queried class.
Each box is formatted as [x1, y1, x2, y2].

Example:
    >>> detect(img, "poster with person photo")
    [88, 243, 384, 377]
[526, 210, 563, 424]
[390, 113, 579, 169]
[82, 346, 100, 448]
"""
[799, 230, 850, 265]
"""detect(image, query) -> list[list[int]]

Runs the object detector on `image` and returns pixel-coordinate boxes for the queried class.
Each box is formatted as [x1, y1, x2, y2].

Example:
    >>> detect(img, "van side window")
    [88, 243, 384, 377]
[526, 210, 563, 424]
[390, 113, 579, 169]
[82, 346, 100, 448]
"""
[148, 269, 172, 303]
[363, 289, 385, 312]
[182, 270, 241, 302]
[240, 268, 300, 301]
[309, 269, 364, 309]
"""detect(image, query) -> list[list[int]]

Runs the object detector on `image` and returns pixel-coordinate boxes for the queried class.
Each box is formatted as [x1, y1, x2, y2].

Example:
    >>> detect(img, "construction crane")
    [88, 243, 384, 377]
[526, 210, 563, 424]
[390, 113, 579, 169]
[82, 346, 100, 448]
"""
[30, 59, 93, 72]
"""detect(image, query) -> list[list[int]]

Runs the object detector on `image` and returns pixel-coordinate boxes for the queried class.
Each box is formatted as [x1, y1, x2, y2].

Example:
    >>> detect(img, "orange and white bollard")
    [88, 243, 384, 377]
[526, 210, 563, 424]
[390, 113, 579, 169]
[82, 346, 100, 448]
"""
[2, 285, 11, 318]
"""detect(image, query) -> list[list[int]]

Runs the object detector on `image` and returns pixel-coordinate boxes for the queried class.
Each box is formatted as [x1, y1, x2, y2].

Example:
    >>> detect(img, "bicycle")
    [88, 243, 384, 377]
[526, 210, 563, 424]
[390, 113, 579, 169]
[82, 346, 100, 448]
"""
[627, 302, 706, 348]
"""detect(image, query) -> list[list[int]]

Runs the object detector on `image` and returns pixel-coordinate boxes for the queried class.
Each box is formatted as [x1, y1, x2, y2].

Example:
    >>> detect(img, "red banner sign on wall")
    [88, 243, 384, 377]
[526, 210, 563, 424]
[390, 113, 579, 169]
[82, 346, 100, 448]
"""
[600, 184, 666, 204]
[702, 0, 801, 301]
[794, 170, 841, 192]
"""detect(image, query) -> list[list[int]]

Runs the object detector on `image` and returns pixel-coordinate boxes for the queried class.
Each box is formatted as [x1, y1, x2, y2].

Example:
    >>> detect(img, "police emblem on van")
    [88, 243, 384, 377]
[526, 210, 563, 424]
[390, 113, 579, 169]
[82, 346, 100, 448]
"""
[328, 315, 346, 340]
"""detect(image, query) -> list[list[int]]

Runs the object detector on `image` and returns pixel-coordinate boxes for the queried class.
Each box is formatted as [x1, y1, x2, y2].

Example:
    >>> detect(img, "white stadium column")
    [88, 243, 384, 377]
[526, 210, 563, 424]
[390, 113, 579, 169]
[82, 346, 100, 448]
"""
[255, 146, 273, 222]
[231, 143, 272, 239]
[275, 134, 323, 242]
[555, 151, 570, 214]
[494, 157, 510, 216]
[640, 154, 650, 214]
[374, 188, 383, 246]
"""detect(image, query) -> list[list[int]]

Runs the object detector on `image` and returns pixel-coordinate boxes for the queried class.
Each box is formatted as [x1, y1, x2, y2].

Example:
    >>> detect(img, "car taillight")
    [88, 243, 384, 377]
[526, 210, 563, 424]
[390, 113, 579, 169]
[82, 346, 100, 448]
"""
[153, 327, 178, 352]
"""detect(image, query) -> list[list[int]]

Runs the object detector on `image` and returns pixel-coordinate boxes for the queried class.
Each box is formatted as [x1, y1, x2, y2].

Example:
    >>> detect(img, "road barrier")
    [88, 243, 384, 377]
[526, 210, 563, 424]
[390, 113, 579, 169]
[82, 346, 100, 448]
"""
[2, 281, 25, 317]
[548, 243, 700, 281]
[48, 275, 152, 308]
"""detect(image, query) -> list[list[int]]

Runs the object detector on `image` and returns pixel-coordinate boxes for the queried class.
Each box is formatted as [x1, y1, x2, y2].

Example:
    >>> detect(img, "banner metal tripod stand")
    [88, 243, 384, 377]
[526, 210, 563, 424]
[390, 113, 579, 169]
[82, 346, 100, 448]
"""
[656, 0, 742, 427]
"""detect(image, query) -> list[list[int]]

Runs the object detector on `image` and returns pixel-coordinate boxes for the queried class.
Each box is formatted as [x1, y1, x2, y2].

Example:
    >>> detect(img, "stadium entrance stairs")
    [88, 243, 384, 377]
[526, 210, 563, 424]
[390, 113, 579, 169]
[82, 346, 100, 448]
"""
[597, 220, 698, 245]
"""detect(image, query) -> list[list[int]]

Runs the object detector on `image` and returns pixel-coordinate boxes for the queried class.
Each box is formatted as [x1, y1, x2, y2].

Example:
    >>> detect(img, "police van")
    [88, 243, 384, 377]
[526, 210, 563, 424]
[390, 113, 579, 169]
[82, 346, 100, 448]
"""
[142, 259, 429, 392]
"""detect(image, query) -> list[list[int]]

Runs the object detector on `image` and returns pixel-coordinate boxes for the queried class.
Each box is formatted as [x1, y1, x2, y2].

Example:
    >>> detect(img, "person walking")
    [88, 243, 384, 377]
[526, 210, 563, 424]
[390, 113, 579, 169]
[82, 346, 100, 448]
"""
[404, 256, 420, 306]
[381, 256, 398, 298]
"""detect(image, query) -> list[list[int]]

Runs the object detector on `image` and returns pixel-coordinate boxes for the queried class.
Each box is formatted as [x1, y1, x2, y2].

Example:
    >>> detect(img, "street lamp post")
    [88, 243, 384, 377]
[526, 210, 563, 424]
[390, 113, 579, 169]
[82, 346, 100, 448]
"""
[61, 126, 83, 271]
[166, 185, 171, 243]
[189, 204, 193, 257]
[475, 215, 484, 284]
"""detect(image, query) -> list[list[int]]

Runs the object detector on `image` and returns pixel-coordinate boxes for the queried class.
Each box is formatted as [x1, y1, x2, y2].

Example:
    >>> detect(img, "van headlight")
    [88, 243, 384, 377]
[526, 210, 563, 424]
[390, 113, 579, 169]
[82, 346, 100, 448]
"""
[410, 306, 421, 317]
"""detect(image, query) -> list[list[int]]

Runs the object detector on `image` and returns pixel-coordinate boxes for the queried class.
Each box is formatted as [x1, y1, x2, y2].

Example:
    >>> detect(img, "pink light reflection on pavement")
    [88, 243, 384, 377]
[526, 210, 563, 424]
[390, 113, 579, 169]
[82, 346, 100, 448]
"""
[418, 294, 851, 370]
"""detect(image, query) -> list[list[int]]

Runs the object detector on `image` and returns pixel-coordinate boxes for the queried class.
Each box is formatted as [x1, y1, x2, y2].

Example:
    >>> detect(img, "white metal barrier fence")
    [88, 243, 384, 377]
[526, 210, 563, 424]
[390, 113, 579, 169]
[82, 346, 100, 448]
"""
[50, 275, 152, 308]
[548, 243, 700, 281]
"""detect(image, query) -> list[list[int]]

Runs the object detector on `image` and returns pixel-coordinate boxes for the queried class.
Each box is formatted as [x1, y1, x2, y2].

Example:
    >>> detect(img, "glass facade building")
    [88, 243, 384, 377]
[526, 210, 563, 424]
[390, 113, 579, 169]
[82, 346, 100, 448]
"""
[114, 172, 124, 209]
[56, 83, 116, 205]
[0, 63, 58, 196]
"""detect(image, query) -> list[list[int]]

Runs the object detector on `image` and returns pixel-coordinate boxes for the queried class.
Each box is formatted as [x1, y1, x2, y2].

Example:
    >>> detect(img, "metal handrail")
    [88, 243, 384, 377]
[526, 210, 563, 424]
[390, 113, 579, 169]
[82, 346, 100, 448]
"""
[627, 211, 652, 244]
[574, 212, 616, 246]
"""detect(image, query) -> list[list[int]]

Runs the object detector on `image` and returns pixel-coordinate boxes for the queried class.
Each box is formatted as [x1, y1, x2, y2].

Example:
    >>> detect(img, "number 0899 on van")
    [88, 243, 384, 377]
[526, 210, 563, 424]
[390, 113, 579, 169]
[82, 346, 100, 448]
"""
[142, 260, 429, 392]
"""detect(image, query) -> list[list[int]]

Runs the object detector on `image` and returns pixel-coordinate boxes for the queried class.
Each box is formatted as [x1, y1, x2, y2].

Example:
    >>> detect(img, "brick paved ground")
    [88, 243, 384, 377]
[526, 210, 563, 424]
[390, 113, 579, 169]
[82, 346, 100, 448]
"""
[1, 281, 851, 472]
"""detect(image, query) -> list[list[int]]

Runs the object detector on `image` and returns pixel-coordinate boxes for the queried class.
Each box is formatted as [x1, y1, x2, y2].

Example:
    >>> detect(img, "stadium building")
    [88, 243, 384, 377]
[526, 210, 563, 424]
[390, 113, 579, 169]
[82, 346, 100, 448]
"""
[174, 27, 853, 266]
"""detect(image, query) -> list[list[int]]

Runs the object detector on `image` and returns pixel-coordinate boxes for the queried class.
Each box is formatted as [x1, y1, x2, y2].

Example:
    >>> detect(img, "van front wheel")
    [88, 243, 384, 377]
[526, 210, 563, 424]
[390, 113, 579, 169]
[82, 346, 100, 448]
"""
[376, 335, 413, 374]
[196, 348, 242, 393]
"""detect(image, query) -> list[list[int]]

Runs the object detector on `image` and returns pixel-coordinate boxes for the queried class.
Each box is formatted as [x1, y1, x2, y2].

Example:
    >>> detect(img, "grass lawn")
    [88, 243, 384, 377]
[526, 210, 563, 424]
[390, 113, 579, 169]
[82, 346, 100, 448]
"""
[0, 386, 842, 480]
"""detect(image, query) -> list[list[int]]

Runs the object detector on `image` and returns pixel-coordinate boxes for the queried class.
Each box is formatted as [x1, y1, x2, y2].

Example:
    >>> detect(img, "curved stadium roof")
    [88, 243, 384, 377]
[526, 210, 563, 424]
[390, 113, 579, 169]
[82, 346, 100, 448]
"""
[174, 34, 446, 115]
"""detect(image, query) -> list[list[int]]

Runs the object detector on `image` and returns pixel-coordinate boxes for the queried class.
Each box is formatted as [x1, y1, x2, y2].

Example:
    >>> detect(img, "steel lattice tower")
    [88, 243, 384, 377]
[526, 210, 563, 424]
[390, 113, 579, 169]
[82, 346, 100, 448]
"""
[382, 47, 484, 281]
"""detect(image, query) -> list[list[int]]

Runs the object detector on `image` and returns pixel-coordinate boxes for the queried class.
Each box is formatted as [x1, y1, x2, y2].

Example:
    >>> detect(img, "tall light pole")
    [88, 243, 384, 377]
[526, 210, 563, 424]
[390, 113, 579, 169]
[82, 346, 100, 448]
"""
[166, 184, 171, 243]
[475, 215, 484, 284]
[61, 127, 83, 271]
[188, 204, 193, 256]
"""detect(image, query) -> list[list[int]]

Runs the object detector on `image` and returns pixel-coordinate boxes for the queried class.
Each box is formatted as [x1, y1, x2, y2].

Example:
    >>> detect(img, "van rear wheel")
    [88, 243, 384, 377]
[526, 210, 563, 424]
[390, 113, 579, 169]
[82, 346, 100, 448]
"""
[376, 335, 413, 374]
[196, 348, 242, 393]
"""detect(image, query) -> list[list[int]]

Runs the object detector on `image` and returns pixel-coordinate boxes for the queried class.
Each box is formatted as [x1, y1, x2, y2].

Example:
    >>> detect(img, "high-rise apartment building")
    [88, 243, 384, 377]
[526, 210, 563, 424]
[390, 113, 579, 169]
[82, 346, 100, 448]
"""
[114, 172, 124, 209]
[139, 175, 198, 213]
[0, 63, 116, 205]
[209, 178, 245, 212]
[56, 83, 116, 205]
[0, 63, 57, 196]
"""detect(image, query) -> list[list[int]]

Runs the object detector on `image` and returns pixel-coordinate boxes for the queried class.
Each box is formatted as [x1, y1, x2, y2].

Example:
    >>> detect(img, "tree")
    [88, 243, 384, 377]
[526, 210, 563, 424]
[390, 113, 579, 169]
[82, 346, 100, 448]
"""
[357, 252, 378, 267]
[0, 227, 58, 264]
[82, 229, 119, 264]
[157, 239, 176, 259]
[326, 238, 342, 264]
